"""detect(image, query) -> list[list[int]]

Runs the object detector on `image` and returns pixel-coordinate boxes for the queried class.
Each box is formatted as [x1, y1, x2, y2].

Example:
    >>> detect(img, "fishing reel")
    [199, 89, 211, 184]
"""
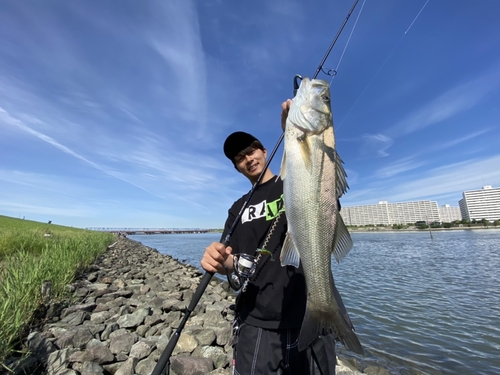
[227, 253, 258, 291]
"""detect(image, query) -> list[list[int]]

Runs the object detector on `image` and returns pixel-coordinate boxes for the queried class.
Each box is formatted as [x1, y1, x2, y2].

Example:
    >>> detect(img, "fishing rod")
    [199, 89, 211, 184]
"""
[151, 1, 360, 374]
[295, 0, 360, 94]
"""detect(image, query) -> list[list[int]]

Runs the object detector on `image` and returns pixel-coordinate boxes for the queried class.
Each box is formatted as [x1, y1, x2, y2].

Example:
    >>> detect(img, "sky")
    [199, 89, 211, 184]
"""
[1, 0, 499, 229]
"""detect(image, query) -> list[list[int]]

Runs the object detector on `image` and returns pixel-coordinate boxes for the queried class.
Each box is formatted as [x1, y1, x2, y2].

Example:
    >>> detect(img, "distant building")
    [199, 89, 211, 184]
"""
[341, 200, 440, 226]
[439, 204, 462, 222]
[459, 185, 500, 222]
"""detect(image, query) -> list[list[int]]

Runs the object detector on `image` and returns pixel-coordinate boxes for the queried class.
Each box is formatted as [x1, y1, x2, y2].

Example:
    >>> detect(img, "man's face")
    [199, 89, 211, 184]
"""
[234, 147, 267, 182]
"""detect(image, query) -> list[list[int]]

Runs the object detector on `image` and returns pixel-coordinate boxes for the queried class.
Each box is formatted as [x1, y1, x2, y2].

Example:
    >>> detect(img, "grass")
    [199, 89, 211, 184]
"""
[0, 215, 115, 366]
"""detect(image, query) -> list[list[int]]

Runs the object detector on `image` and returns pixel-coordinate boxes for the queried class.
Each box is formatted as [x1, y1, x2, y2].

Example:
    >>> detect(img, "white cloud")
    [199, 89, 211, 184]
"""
[434, 128, 492, 151]
[344, 155, 500, 206]
[147, 1, 209, 140]
[374, 156, 426, 178]
[389, 69, 500, 137]
[0, 200, 95, 218]
[359, 133, 393, 158]
[370, 128, 493, 180]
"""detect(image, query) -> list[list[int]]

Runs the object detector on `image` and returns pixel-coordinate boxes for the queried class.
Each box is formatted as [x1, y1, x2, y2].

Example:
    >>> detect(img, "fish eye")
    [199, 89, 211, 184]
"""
[321, 95, 330, 102]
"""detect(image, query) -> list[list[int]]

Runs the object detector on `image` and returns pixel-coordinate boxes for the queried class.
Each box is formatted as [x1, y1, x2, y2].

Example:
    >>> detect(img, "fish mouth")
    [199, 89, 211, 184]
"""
[314, 108, 331, 115]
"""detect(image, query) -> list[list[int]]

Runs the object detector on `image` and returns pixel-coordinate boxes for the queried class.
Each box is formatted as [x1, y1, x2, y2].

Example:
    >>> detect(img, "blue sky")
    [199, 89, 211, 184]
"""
[1, 0, 499, 229]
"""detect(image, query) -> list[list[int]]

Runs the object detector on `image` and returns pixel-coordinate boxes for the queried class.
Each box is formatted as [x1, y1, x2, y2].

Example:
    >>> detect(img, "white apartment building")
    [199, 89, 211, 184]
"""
[459, 185, 500, 222]
[439, 204, 462, 222]
[341, 200, 440, 226]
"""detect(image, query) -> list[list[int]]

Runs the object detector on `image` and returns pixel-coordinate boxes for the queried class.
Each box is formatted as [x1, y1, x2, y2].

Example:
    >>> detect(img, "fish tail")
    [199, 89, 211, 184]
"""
[331, 277, 364, 355]
[298, 305, 324, 352]
[298, 304, 364, 355]
[335, 316, 364, 355]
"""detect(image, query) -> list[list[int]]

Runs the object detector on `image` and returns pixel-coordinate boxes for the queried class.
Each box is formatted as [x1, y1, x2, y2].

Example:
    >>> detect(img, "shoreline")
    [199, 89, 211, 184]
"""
[5, 237, 393, 375]
[348, 226, 500, 233]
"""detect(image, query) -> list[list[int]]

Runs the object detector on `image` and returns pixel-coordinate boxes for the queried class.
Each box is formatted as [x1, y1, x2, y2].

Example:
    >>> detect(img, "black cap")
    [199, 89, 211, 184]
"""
[223, 131, 259, 161]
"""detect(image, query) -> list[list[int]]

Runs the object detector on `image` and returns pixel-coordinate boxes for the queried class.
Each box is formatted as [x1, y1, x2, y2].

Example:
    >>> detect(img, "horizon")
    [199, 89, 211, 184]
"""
[1, 1, 499, 228]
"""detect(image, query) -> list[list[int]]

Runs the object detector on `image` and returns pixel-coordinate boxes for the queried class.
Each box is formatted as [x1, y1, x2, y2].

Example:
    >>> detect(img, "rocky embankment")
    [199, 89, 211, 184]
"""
[5, 237, 388, 375]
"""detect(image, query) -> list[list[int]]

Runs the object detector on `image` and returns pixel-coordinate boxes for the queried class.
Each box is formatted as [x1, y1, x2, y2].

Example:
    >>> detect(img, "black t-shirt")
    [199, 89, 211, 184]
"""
[221, 177, 307, 329]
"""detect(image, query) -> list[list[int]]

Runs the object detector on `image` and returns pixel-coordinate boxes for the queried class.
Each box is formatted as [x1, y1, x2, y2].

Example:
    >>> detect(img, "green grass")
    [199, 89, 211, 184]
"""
[0, 215, 115, 365]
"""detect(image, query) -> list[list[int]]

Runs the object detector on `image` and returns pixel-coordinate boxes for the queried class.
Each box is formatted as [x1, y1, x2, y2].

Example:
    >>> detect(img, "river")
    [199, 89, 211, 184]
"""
[129, 229, 500, 375]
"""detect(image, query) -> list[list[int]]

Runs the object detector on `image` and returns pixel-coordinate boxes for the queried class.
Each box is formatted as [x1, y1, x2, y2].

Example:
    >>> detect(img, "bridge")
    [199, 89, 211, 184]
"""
[87, 228, 218, 235]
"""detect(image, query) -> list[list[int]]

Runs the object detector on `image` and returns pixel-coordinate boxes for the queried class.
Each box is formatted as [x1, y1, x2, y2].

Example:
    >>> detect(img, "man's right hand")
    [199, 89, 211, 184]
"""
[281, 99, 292, 130]
[201, 242, 233, 275]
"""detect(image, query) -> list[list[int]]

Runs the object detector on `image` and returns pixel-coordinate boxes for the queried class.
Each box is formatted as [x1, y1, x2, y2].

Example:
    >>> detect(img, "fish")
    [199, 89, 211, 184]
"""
[279, 77, 363, 354]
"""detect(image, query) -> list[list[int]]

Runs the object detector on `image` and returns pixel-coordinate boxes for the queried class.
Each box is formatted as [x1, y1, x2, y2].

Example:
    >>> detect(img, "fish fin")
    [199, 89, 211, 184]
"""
[330, 275, 364, 355]
[332, 212, 353, 263]
[280, 233, 300, 268]
[298, 303, 324, 352]
[299, 291, 364, 355]
[319, 136, 348, 198]
[298, 133, 312, 173]
[279, 150, 287, 180]
[335, 319, 364, 355]
[335, 150, 349, 198]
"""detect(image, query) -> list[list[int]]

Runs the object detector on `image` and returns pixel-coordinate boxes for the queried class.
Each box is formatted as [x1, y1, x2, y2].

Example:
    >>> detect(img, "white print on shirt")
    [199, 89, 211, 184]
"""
[241, 200, 266, 223]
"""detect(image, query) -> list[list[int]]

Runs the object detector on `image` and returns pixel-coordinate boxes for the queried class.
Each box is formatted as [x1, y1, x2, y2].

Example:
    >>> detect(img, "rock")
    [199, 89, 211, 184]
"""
[109, 328, 129, 339]
[213, 327, 232, 346]
[115, 357, 138, 375]
[144, 314, 163, 327]
[55, 327, 94, 349]
[3, 355, 39, 375]
[61, 302, 97, 318]
[60, 311, 90, 326]
[82, 346, 115, 364]
[117, 307, 151, 328]
[109, 333, 138, 355]
[191, 328, 215, 346]
[207, 369, 231, 375]
[129, 340, 153, 360]
[45, 301, 64, 320]
[170, 356, 213, 375]
[87, 283, 110, 292]
[47, 348, 77, 374]
[162, 298, 186, 312]
[79, 361, 105, 375]
[27, 331, 57, 361]
[101, 322, 119, 340]
[59, 370, 79, 375]
[202, 310, 225, 326]
[86, 338, 106, 349]
[172, 333, 198, 355]
[200, 346, 229, 369]
[336, 356, 363, 375]
[135, 357, 157, 375]
[363, 365, 391, 375]
[90, 310, 113, 324]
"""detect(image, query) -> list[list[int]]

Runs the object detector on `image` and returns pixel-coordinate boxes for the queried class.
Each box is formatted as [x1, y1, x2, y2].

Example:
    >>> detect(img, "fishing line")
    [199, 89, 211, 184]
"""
[336, 0, 430, 131]
[330, 0, 368, 86]
[312, 0, 360, 81]
[405, 0, 430, 34]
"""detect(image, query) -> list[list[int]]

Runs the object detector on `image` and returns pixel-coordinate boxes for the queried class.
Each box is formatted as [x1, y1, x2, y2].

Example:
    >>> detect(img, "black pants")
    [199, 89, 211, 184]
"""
[233, 323, 318, 375]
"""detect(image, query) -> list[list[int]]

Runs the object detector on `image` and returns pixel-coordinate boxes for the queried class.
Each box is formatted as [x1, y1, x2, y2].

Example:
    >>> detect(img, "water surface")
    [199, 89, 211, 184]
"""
[130, 229, 500, 375]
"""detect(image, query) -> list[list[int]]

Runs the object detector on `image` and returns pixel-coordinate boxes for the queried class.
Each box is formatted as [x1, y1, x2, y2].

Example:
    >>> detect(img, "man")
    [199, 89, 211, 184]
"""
[201, 102, 337, 374]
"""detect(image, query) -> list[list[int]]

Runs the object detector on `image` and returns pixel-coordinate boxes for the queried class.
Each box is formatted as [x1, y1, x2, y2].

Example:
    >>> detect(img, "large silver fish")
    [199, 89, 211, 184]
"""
[280, 77, 363, 354]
